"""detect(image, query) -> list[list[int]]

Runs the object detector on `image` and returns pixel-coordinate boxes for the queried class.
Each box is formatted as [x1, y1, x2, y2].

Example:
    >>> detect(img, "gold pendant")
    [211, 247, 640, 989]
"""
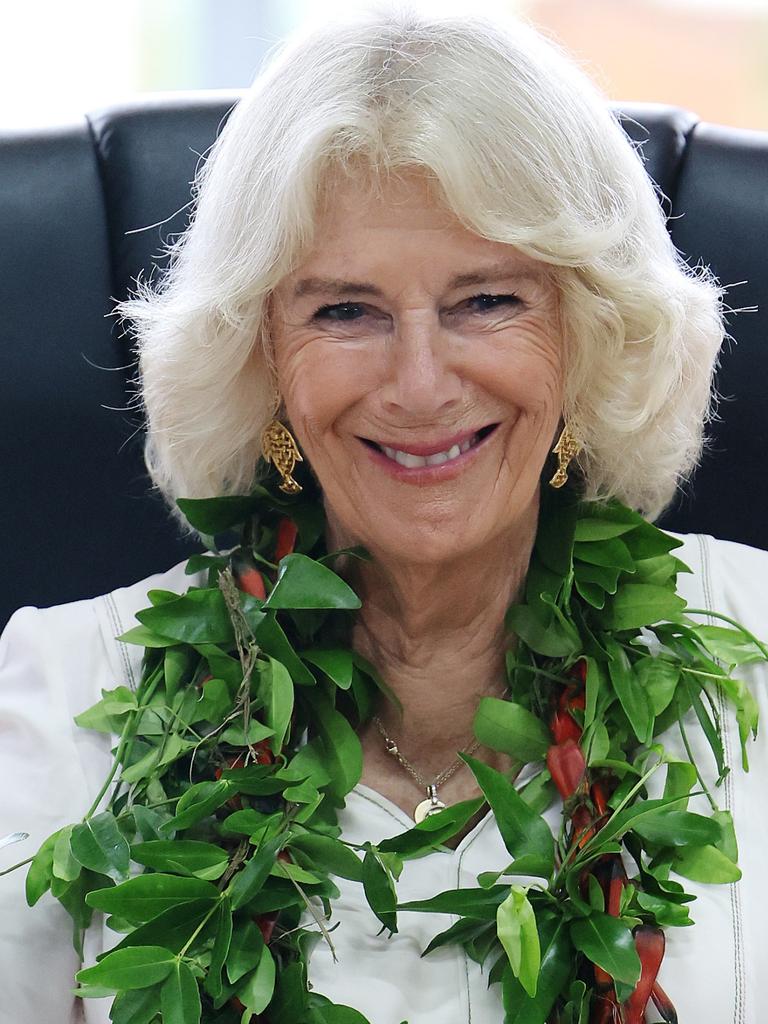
[413, 785, 446, 824]
[261, 420, 303, 494]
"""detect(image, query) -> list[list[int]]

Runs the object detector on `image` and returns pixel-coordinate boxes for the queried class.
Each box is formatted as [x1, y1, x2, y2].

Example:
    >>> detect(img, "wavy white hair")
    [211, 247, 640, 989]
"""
[120, 2, 724, 521]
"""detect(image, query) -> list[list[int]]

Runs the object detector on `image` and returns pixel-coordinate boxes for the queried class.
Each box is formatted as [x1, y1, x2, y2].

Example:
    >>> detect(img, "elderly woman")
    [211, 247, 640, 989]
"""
[1, 7, 767, 1024]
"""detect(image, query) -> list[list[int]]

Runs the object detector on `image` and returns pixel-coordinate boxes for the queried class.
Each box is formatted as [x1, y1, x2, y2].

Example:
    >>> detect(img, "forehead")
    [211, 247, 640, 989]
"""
[279, 167, 550, 295]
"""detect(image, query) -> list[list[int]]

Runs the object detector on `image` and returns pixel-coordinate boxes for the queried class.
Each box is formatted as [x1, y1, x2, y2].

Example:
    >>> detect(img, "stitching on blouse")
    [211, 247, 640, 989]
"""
[457, 814, 497, 1022]
[697, 535, 746, 1024]
[104, 593, 136, 692]
[352, 786, 412, 830]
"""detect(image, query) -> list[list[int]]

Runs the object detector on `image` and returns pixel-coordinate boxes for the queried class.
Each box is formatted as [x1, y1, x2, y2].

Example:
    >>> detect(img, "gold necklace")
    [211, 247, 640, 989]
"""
[372, 716, 482, 823]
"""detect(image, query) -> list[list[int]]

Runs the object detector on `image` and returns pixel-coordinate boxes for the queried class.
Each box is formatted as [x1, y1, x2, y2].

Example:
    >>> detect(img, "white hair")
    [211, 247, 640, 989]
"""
[120, 2, 724, 521]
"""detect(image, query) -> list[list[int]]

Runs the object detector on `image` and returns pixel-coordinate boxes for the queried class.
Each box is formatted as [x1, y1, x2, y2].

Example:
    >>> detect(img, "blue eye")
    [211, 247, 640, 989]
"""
[313, 302, 366, 321]
[466, 293, 521, 312]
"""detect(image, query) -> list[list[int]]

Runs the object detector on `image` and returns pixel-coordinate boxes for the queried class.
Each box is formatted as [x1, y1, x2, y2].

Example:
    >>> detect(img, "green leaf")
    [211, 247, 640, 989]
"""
[130, 840, 229, 881]
[570, 913, 640, 984]
[574, 518, 637, 542]
[253, 612, 316, 687]
[636, 891, 692, 928]
[70, 812, 130, 882]
[604, 584, 686, 631]
[109, 986, 163, 1024]
[76, 946, 176, 991]
[227, 919, 265, 984]
[265, 553, 361, 610]
[462, 754, 554, 878]
[399, 884, 507, 920]
[574, 561, 621, 594]
[712, 809, 739, 862]
[362, 848, 398, 933]
[228, 834, 284, 911]
[663, 760, 698, 810]
[302, 648, 355, 689]
[500, 914, 571, 1024]
[117, 625, 179, 648]
[636, 658, 679, 717]
[110, 899, 219, 955]
[497, 886, 540, 997]
[473, 698, 551, 762]
[52, 825, 82, 882]
[237, 946, 277, 1016]
[309, 1003, 374, 1024]
[377, 798, 485, 859]
[263, 657, 294, 755]
[308, 691, 363, 798]
[192, 677, 232, 724]
[696, 624, 767, 667]
[163, 648, 190, 702]
[136, 589, 234, 644]
[205, 897, 232, 1001]
[176, 495, 261, 534]
[161, 780, 235, 833]
[673, 844, 741, 883]
[74, 686, 137, 731]
[219, 721, 275, 747]
[574, 537, 635, 572]
[421, 917, 492, 957]
[680, 679, 726, 782]
[86, 874, 218, 925]
[632, 810, 721, 848]
[606, 640, 652, 745]
[505, 604, 580, 658]
[25, 828, 61, 906]
[518, 770, 555, 815]
[160, 959, 201, 1024]
[288, 833, 364, 881]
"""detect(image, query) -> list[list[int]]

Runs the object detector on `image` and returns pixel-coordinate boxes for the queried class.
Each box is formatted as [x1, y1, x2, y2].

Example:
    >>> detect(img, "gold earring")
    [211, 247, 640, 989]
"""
[261, 420, 303, 494]
[549, 424, 581, 489]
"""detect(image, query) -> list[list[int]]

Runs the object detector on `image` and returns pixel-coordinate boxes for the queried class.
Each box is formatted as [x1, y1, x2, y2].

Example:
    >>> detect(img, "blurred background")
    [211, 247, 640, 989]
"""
[2, 0, 768, 131]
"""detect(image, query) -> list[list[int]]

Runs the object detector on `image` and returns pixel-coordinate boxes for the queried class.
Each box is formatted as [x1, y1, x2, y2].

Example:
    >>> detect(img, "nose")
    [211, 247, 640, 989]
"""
[380, 315, 463, 419]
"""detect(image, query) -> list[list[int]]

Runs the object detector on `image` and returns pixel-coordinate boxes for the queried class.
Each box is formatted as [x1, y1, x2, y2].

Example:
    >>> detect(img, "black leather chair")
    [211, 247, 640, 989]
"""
[1, 93, 766, 629]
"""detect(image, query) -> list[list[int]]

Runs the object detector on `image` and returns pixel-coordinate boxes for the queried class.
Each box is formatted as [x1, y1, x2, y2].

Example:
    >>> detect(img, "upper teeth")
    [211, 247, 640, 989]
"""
[380, 435, 476, 468]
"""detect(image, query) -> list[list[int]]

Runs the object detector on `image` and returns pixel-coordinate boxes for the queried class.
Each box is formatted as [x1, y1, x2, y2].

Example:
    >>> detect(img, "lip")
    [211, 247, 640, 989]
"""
[361, 427, 485, 458]
[358, 423, 500, 483]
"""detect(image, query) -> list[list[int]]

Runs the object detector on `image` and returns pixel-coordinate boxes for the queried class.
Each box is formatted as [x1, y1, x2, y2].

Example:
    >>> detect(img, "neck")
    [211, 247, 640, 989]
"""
[334, 502, 539, 769]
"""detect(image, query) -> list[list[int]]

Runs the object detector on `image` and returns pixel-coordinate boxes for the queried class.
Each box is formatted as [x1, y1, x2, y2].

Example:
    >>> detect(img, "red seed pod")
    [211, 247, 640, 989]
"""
[570, 658, 588, 685]
[606, 857, 626, 918]
[591, 781, 609, 817]
[623, 926, 666, 1024]
[256, 912, 278, 944]
[559, 685, 586, 713]
[551, 708, 583, 745]
[546, 739, 587, 800]
[274, 517, 299, 561]
[252, 739, 274, 766]
[234, 565, 268, 598]
[651, 980, 679, 1023]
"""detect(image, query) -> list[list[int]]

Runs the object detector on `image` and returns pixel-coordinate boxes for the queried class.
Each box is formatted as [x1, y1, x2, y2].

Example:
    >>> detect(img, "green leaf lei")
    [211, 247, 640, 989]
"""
[11, 474, 768, 1024]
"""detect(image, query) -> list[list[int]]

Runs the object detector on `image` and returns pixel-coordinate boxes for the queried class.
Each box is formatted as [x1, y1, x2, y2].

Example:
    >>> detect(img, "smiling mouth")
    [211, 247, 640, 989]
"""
[360, 424, 498, 468]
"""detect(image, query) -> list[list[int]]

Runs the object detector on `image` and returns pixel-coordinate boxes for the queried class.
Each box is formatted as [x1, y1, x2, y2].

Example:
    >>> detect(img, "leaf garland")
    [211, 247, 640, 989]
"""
[7, 472, 767, 1024]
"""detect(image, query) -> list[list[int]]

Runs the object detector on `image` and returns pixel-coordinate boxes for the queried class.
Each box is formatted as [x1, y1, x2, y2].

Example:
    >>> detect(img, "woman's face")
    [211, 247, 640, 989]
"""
[269, 170, 564, 565]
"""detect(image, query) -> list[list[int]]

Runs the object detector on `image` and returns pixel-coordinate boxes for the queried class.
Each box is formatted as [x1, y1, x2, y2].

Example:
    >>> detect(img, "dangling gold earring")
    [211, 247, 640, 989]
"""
[549, 424, 581, 489]
[261, 420, 303, 494]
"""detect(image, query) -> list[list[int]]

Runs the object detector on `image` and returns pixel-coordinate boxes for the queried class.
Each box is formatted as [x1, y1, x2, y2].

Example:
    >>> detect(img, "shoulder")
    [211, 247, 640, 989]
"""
[666, 532, 768, 637]
[1, 558, 205, 698]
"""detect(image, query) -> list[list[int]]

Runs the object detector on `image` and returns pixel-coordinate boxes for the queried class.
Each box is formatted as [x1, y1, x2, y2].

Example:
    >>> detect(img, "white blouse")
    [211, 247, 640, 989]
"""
[0, 532, 766, 1024]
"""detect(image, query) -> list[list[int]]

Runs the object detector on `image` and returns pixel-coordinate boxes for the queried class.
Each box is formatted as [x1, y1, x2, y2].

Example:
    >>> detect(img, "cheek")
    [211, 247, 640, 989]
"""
[275, 340, 376, 449]
[469, 328, 564, 419]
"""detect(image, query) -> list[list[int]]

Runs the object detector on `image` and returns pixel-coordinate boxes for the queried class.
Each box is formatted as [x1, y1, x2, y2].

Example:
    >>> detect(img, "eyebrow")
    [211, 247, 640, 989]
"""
[291, 261, 543, 301]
